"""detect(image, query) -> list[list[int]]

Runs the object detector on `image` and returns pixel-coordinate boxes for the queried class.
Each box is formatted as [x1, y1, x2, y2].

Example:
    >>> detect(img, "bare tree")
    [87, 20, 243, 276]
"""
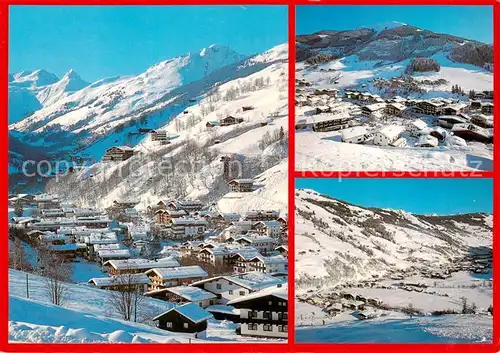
[9, 237, 30, 271]
[38, 247, 72, 306]
[109, 272, 145, 322]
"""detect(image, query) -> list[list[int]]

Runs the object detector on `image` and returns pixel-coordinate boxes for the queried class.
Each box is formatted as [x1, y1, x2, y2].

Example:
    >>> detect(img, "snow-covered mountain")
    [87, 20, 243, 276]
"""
[295, 189, 492, 291]
[40, 44, 288, 210]
[9, 44, 287, 194]
[297, 22, 492, 68]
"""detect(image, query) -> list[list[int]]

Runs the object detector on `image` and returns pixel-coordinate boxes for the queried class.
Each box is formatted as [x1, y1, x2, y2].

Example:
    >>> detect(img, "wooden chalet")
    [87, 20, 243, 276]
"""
[101, 146, 134, 162]
[145, 266, 209, 290]
[219, 116, 244, 126]
[155, 209, 187, 224]
[153, 302, 213, 337]
[228, 179, 254, 192]
[150, 130, 169, 143]
[103, 257, 180, 275]
[145, 286, 217, 308]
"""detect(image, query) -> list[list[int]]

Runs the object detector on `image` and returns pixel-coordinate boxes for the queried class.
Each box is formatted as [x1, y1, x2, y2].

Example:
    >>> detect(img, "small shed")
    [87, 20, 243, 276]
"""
[153, 302, 213, 336]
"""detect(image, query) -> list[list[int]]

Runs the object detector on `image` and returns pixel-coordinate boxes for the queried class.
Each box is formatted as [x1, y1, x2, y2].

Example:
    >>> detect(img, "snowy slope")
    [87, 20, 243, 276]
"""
[36, 69, 90, 106]
[45, 45, 289, 211]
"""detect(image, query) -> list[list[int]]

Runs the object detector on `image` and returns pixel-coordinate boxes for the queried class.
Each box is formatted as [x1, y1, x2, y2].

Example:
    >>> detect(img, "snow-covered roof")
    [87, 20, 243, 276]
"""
[205, 305, 240, 315]
[438, 115, 467, 123]
[97, 249, 131, 259]
[363, 103, 386, 112]
[165, 286, 217, 301]
[416, 134, 439, 147]
[227, 284, 288, 305]
[253, 220, 281, 227]
[51, 243, 78, 251]
[341, 126, 369, 140]
[88, 273, 151, 287]
[153, 302, 212, 323]
[388, 102, 406, 111]
[309, 113, 351, 124]
[225, 272, 285, 291]
[103, 257, 179, 270]
[146, 266, 208, 280]
[108, 146, 134, 152]
[171, 218, 208, 226]
[251, 254, 287, 265]
[410, 119, 427, 130]
[94, 243, 121, 251]
[376, 125, 404, 140]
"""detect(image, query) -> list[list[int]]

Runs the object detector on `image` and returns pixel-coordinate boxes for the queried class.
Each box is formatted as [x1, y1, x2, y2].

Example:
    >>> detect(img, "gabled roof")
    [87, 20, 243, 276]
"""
[103, 257, 180, 270]
[163, 286, 217, 301]
[153, 302, 213, 323]
[227, 284, 288, 305]
[146, 266, 208, 280]
[88, 273, 151, 287]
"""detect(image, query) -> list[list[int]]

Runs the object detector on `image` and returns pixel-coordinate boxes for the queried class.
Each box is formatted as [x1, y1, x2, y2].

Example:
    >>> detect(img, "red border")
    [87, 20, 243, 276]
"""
[1, 1, 499, 353]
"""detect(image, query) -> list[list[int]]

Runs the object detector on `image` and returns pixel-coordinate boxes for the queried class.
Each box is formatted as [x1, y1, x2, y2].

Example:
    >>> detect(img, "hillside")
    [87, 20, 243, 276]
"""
[295, 188, 492, 289]
[44, 45, 289, 210]
[296, 22, 493, 96]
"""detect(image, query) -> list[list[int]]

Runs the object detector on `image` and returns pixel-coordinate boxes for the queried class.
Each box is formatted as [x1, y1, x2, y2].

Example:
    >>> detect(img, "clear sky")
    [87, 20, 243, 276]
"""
[296, 5, 492, 44]
[296, 178, 493, 215]
[9, 5, 287, 82]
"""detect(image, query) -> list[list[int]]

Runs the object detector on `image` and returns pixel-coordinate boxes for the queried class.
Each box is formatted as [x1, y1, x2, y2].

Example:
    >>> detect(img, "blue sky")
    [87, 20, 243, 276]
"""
[9, 5, 287, 82]
[296, 178, 493, 215]
[296, 5, 492, 44]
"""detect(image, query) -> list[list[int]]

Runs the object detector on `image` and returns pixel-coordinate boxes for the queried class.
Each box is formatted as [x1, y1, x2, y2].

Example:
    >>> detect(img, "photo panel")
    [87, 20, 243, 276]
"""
[295, 178, 493, 343]
[295, 5, 494, 172]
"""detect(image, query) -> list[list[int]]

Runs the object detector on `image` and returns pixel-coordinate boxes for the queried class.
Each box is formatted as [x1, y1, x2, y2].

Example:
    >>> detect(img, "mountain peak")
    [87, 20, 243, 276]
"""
[62, 69, 83, 81]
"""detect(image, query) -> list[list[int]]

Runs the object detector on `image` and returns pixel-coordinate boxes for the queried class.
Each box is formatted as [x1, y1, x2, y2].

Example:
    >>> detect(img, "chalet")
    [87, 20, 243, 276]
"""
[314, 106, 330, 115]
[252, 221, 282, 238]
[101, 146, 134, 162]
[277, 216, 288, 231]
[416, 100, 444, 116]
[438, 115, 468, 129]
[153, 302, 212, 338]
[242, 106, 255, 111]
[228, 179, 254, 192]
[50, 243, 79, 259]
[213, 213, 241, 228]
[344, 91, 360, 100]
[442, 102, 467, 116]
[471, 114, 494, 128]
[206, 121, 219, 128]
[230, 250, 263, 273]
[219, 116, 244, 126]
[361, 103, 386, 117]
[96, 249, 131, 265]
[155, 209, 187, 224]
[146, 266, 209, 290]
[244, 210, 280, 222]
[469, 100, 482, 110]
[197, 247, 235, 265]
[407, 119, 428, 137]
[33, 194, 60, 210]
[451, 124, 492, 143]
[88, 273, 151, 292]
[481, 102, 493, 114]
[112, 199, 140, 209]
[8, 194, 34, 206]
[275, 245, 288, 258]
[234, 235, 275, 253]
[227, 286, 287, 338]
[295, 119, 311, 130]
[373, 125, 405, 147]
[10, 217, 38, 228]
[429, 127, 448, 141]
[39, 232, 68, 245]
[190, 272, 285, 305]
[416, 134, 439, 148]
[341, 126, 372, 144]
[247, 255, 287, 274]
[385, 103, 406, 116]
[103, 257, 180, 275]
[76, 216, 112, 229]
[168, 200, 204, 212]
[150, 130, 169, 143]
[311, 114, 352, 132]
[168, 218, 208, 240]
[146, 286, 217, 308]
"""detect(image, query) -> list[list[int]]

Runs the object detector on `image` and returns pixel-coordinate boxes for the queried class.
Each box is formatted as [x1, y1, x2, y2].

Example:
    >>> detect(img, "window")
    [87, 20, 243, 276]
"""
[210, 300, 214, 305]
[248, 323, 257, 331]
[278, 325, 286, 332]
[283, 312, 288, 320]
[263, 311, 271, 319]
[268, 301, 272, 305]
[229, 290, 233, 295]
[199, 302, 203, 307]
[239, 291, 245, 296]
[183, 323, 189, 329]
[251, 311, 258, 318]
[263, 324, 272, 332]
[166, 322, 172, 328]
[216, 283, 222, 290]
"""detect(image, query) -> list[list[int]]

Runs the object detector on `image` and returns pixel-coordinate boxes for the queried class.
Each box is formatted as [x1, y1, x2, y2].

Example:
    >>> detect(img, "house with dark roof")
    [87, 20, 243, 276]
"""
[153, 302, 213, 337]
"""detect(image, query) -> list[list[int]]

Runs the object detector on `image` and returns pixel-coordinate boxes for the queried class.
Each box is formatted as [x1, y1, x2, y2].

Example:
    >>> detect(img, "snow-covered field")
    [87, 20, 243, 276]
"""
[9, 269, 282, 343]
